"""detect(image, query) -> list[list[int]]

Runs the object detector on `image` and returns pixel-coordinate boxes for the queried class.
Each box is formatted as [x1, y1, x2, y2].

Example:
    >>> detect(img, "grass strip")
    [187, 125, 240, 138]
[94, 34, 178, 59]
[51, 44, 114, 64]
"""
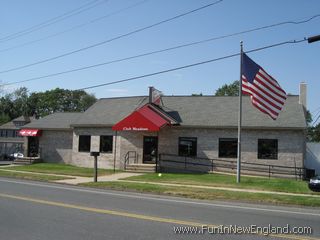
[125, 173, 318, 195]
[0, 169, 72, 182]
[80, 181, 320, 207]
[5, 163, 117, 177]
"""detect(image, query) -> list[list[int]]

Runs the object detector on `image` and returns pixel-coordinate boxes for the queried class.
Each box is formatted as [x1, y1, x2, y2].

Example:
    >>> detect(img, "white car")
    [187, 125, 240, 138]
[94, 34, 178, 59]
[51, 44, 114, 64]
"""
[10, 152, 24, 159]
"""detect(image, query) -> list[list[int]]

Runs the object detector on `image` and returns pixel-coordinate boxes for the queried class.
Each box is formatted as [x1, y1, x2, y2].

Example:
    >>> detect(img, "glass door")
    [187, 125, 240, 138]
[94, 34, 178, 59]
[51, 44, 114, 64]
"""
[143, 136, 158, 163]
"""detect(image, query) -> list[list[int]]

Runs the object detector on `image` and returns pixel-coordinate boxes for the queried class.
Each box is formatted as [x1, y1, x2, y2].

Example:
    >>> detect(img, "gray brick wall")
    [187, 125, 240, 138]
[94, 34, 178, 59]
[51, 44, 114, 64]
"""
[69, 126, 305, 170]
[159, 127, 305, 168]
[39, 130, 73, 163]
[71, 127, 118, 169]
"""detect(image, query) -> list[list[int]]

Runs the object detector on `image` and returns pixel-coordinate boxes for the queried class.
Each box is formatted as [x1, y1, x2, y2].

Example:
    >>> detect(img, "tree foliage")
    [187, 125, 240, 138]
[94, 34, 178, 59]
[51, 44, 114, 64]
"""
[307, 111, 320, 142]
[308, 124, 320, 142]
[0, 87, 97, 124]
[215, 80, 239, 96]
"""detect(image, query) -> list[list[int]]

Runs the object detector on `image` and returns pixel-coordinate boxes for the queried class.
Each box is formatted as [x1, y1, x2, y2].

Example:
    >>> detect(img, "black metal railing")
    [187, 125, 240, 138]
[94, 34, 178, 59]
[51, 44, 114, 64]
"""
[157, 154, 306, 180]
[124, 151, 137, 170]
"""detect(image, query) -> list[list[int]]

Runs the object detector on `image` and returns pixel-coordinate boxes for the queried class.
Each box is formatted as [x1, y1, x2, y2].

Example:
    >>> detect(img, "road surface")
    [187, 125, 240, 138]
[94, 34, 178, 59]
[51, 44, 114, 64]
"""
[0, 177, 319, 240]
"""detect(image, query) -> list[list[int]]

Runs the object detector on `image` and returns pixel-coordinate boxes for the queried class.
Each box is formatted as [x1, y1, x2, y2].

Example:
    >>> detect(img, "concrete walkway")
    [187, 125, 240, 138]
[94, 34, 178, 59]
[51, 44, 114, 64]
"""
[53, 172, 142, 184]
[0, 168, 142, 184]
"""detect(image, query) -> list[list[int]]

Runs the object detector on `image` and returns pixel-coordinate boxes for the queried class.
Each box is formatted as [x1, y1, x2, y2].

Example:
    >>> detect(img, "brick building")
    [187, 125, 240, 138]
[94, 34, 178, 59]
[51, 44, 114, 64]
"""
[20, 86, 307, 173]
[0, 116, 34, 160]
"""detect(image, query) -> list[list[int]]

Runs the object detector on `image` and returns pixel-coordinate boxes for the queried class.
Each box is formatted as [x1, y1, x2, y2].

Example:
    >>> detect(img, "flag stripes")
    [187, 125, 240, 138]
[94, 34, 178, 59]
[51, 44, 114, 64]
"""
[241, 54, 287, 120]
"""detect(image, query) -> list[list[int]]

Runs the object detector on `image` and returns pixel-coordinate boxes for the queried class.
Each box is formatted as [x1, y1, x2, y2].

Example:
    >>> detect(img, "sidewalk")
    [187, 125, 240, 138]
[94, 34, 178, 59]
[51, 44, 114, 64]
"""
[53, 172, 142, 184]
[0, 168, 142, 184]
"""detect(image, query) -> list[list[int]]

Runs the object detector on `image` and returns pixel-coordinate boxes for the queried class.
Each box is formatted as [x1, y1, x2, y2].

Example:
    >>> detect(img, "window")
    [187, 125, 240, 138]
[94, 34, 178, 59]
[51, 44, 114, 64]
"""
[0, 130, 5, 137]
[6, 130, 14, 138]
[100, 136, 113, 153]
[78, 135, 91, 152]
[219, 138, 237, 158]
[178, 137, 197, 157]
[258, 139, 278, 159]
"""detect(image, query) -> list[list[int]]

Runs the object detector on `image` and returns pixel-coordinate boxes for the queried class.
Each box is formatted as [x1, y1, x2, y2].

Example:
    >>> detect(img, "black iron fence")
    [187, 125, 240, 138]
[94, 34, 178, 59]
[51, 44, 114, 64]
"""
[157, 154, 306, 180]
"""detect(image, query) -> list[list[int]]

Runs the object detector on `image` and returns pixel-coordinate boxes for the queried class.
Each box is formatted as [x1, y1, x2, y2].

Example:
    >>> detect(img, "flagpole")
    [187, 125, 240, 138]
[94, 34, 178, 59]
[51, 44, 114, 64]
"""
[237, 41, 243, 183]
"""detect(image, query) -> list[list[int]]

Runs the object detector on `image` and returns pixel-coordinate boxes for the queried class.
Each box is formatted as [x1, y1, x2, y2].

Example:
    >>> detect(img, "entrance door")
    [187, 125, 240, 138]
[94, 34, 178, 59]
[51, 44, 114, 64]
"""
[28, 137, 39, 157]
[143, 136, 158, 164]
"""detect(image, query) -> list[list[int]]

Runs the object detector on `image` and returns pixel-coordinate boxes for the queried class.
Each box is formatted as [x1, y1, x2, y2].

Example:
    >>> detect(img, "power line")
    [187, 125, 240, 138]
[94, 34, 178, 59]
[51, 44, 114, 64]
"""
[0, 0, 149, 54]
[0, 0, 107, 43]
[75, 38, 306, 91]
[1, 13, 319, 87]
[311, 106, 320, 114]
[0, 0, 223, 74]
[312, 113, 320, 126]
[1, 11, 318, 56]
[311, 109, 320, 125]
[1, 18, 319, 88]
[1, 16, 318, 86]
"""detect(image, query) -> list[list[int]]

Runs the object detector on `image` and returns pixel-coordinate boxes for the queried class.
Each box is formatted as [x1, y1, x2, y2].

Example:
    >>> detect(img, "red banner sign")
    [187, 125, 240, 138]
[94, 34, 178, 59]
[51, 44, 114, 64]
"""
[19, 129, 42, 137]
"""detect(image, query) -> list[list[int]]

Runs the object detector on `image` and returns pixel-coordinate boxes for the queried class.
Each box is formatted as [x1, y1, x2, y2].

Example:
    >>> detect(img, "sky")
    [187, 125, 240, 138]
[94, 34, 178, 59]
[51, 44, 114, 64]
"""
[0, 0, 319, 122]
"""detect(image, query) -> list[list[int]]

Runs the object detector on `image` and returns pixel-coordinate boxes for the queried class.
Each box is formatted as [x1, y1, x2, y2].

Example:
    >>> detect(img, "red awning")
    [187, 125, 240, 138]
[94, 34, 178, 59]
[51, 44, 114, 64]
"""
[19, 129, 42, 137]
[112, 105, 171, 131]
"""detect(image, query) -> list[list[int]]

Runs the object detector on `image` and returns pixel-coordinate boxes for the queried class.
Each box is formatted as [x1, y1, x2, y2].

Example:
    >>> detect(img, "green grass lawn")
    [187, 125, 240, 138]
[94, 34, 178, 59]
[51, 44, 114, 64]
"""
[5, 163, 117, 177]
[81, 181, 320, 207]
[0, 169, 72, 182]
[124, 173, 318, 195]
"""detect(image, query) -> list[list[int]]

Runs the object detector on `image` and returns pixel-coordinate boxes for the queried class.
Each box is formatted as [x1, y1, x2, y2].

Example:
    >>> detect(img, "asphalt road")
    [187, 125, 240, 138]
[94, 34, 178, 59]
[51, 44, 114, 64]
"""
[0, 177, 319, 240]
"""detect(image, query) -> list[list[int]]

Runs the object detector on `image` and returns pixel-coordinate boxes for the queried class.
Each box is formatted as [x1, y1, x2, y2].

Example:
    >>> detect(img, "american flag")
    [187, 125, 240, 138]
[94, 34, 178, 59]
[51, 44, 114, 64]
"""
[151, 87, 163, 106]
[241, 53, 287, 120]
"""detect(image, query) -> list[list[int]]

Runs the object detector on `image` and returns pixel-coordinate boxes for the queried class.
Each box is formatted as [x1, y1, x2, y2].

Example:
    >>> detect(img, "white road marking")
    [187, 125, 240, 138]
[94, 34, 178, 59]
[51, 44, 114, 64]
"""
[0, 178, 319, 217]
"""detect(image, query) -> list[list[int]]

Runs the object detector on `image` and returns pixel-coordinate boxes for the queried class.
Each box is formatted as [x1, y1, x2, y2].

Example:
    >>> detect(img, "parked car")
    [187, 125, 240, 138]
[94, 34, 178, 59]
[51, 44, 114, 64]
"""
[308, 175, 320, 192]
[9, 152, 24, 159]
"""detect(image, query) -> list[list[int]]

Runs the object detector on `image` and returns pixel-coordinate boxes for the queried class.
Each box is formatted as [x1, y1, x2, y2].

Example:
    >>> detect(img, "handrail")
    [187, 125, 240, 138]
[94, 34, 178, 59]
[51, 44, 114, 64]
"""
[160, 153, 305, 170]
[124, 151, 137, 170]
[159, 153, 306, 179]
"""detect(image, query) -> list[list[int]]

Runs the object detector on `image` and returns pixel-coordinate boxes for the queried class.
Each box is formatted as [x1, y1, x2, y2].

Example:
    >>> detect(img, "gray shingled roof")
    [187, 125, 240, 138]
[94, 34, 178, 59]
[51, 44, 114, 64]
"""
[72, 95, 306, 129]
[0, 116, 35, 130]
[23, 112, 82, 130]
[0, 121, 19, 130]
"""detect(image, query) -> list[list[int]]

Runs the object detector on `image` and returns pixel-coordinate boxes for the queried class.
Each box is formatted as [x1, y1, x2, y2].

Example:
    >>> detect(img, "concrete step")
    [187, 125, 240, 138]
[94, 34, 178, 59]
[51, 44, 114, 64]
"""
[125, 164, 156, 173]
[13, 157, 41, 165]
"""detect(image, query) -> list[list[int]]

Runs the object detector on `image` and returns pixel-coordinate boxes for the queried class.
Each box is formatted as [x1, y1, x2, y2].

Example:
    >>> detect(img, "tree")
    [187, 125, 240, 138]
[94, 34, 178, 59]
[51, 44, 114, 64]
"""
[28, 88, 97, 117]
[311, 124, 320, 142]
[305, 110, 320, 142]
[308, 124, 320, 142]
[0, 87, 97, 124]
[307, 111, 320, 142]
[0, 87, 27, 122]
[215, 80, 239, 96]
[0, 113, 10, 125]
